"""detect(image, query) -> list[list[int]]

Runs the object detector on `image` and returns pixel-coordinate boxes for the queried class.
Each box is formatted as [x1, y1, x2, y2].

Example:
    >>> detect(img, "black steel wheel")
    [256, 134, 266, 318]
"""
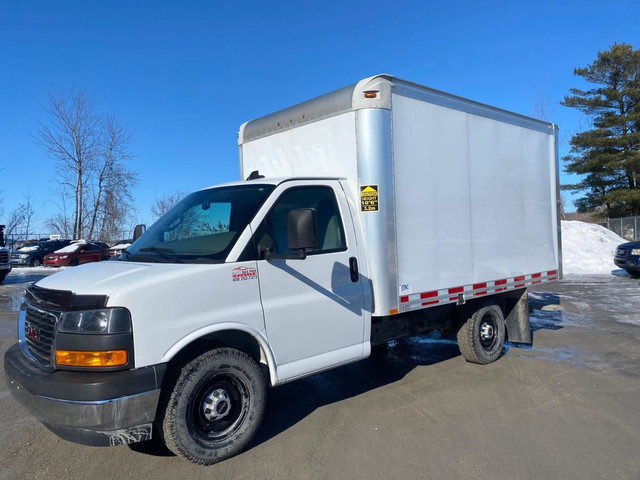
[457, 304, 505, 364]
[30, 257, 42, 267]
[160, 348, 266, 465]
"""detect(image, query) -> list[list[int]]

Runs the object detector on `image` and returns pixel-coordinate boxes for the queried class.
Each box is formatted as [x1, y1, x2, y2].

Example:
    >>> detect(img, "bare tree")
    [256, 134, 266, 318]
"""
[151, 191, 185, 221]
[87, 115, 136, 239]
[37, 90, 137, 240]
[529, 91, 557, 122]
[4, 208, 25, 243]
[19, 193, 36, 240]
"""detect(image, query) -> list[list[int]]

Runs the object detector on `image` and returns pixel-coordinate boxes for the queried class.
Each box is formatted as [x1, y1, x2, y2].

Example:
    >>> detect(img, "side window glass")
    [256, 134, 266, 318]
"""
[265, 186, 346, 255]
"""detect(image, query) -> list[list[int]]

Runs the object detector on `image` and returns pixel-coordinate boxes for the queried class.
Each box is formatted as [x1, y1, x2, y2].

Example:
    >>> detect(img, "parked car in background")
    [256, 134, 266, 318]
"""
[44, 241, 110, 267]
[614, 241, 640, 278]
[108, 239, 132, 258]
[10, 239, 72, 267]
[0, 246, 10, 283]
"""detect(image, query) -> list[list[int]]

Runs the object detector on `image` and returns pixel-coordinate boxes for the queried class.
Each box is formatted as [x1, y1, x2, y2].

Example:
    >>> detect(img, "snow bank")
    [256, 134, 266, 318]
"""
[561, 220, 625, 275]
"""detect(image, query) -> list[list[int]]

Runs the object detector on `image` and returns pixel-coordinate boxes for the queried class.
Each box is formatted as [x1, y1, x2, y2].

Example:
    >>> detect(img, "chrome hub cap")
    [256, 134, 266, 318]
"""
[480, 322, 494, 341]
[203, 388, 232, 421]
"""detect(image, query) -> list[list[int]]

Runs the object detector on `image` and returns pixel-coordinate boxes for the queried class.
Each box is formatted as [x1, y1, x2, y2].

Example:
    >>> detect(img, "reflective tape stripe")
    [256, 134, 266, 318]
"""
[398, 270, 558, 312]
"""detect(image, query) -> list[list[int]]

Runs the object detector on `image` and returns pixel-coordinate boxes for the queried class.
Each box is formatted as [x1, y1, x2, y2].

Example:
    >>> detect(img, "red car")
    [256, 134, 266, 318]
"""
[44, 242, 110, 267]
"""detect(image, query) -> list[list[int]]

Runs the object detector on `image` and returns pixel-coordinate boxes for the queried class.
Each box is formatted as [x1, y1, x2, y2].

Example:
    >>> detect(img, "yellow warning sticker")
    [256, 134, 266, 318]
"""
[360, 185, 379, 212]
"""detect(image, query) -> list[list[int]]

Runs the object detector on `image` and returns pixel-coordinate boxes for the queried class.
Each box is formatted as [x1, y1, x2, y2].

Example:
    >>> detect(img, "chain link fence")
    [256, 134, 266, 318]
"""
[607, 216, 640, 242]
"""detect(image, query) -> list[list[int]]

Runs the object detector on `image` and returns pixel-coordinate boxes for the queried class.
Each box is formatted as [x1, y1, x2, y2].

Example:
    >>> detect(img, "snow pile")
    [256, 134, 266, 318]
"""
[561, 220, 625, 275]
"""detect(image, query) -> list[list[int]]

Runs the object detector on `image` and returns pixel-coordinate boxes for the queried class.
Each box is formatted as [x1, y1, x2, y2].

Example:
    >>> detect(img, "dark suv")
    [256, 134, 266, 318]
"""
[614, 241, 640, 278]
[10, 240, 72, 267]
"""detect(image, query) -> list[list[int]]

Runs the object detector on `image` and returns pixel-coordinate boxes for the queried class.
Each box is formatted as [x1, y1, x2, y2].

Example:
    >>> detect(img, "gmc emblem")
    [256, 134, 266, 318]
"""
[25, 323, 39, 341]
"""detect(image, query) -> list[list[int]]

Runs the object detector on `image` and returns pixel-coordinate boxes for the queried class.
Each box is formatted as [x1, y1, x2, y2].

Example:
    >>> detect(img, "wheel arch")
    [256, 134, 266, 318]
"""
[162, 324, 278, 386]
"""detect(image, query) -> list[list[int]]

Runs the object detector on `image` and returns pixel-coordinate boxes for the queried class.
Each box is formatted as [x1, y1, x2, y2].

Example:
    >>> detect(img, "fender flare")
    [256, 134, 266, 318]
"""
[162, 322, 279, 385]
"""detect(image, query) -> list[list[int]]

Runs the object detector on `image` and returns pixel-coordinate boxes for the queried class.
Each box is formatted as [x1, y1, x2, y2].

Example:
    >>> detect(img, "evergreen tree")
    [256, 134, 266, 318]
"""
[562, 43, 640, 217]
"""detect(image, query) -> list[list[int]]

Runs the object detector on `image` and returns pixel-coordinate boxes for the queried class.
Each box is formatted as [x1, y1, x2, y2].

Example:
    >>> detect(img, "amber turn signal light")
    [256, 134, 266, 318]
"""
[56, 350, 128, 367]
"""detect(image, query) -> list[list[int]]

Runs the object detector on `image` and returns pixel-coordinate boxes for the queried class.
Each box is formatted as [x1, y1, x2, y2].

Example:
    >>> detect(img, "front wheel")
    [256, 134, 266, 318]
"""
[159, 348, 267, 465]
[625, 269, 640, 279]
[457, 304, 505, 364]
[30, 258, 42, 267]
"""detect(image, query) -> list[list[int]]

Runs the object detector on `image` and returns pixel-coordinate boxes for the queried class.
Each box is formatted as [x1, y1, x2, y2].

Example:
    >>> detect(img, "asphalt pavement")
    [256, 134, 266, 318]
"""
[1, 268, 639, 480]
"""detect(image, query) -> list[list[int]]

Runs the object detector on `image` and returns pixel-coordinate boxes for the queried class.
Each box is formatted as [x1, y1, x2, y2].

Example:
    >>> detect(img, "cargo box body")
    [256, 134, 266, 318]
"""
[239, 75, 561, 317]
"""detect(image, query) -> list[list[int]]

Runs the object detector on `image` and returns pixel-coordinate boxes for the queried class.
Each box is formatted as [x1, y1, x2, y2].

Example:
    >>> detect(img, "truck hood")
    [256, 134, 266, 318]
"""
[35, 261, 214, 300]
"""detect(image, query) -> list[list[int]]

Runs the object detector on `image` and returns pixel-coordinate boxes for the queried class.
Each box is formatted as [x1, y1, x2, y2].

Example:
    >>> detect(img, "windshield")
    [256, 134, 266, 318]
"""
[124, 184, 275, 264]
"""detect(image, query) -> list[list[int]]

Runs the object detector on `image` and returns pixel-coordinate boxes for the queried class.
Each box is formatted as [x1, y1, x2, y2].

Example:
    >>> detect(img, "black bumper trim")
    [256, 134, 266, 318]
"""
[4, 343, 166, 402]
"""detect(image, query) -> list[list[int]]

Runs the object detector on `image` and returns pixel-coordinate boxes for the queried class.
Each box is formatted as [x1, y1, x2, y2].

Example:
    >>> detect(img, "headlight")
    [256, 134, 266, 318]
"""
[19, 254, 29, 259]
[58, 308, 132, 334]
[59, 255, 68, 259]
[632, 249, 640, 256]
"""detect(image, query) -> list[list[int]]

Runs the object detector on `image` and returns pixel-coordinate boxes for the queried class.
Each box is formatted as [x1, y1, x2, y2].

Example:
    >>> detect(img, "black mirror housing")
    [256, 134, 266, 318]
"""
[133, 224, 147, 241]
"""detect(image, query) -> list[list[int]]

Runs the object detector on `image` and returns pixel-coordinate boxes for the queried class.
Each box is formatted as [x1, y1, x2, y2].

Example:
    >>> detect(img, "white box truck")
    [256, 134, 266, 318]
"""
[4, 75, 561, 464]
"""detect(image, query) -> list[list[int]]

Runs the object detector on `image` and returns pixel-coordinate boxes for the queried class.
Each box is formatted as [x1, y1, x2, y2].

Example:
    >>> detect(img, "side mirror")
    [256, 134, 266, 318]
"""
[287, 208, 319, 258]
[133, 224, 147, 241]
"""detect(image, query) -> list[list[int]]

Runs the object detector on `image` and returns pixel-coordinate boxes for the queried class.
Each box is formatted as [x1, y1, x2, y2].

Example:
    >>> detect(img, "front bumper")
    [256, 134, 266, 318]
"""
[4, 344, 166, 446]
[614, 257, 640, 271]
[10, 257, 30, 266]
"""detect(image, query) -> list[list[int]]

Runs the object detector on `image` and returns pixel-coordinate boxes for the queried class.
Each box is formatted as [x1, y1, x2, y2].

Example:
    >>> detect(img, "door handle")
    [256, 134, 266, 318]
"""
[349, 257, 359, 283]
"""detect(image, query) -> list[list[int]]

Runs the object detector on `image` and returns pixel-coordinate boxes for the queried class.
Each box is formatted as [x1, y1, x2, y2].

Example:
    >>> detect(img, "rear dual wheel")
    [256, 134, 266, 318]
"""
[159, 348, 266, 465]
[457, 305, 506, 364]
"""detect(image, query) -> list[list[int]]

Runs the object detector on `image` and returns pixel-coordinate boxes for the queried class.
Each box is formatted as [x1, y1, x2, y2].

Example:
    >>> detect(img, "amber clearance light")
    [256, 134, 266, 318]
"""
[56, 350, 128, 367]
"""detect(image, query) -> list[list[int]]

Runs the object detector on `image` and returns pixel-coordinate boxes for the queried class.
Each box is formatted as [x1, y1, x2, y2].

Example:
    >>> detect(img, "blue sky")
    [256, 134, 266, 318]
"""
[0, 0, 638, 233]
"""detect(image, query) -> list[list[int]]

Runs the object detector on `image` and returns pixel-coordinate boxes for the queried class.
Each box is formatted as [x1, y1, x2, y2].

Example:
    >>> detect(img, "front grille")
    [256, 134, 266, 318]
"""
[23, 305, 58, 366]
[617, 247, 628, 256]
[0, 250, 8, 263]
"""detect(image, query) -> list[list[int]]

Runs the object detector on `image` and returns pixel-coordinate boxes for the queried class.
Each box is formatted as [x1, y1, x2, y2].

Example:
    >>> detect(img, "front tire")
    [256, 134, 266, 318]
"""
[30, 258, 42, 267]
[625, 269, 640, 278]
[160, 348, 266, 465]
[457, 304, 505, 364]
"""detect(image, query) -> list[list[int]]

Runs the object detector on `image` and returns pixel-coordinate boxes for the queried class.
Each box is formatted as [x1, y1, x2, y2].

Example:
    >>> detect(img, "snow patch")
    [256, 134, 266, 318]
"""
[561, 220, 625, 275]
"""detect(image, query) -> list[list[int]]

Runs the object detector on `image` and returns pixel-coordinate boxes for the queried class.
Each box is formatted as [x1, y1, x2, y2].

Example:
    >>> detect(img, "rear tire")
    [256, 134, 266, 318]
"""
[159, 348, 266, 465]
[457, 304, 505, 364]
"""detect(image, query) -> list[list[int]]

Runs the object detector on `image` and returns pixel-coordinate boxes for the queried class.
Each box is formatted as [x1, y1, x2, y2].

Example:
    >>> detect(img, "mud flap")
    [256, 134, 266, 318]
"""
[504, 288, 531, 344]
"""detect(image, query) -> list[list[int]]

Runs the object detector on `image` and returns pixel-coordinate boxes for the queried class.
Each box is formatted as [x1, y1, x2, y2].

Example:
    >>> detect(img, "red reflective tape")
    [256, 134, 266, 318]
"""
[448, 286, 464, 294]
[449, 296, 458, 301]
[547, 270, 557, 276]
[495, 279, 507, 286]
[514, 276, 525, 282]
[422, 300, 439, 306]
[532, 280, 542, 285]
[474, 291, 487, 296]
[400, 296, 409, 303]
[531, 272, 542, 279]
[473, 282, 487, 290]
[495, 287, 507, 292]
[515, 283, 525, 288]
[420, 291, 438, 299]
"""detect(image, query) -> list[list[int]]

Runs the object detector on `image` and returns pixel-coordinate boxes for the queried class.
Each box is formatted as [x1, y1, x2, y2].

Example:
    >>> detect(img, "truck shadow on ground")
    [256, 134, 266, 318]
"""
[130, 335, 462, 458]
[251, 336, 460, 451]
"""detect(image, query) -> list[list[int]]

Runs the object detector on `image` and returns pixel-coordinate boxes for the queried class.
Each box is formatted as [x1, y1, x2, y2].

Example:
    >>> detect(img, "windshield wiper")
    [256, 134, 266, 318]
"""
[138, 247, 182, 263]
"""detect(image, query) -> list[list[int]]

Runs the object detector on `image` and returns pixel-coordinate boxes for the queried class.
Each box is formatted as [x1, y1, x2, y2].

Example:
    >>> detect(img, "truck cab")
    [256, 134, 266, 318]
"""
[5, 177, 371, 461]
